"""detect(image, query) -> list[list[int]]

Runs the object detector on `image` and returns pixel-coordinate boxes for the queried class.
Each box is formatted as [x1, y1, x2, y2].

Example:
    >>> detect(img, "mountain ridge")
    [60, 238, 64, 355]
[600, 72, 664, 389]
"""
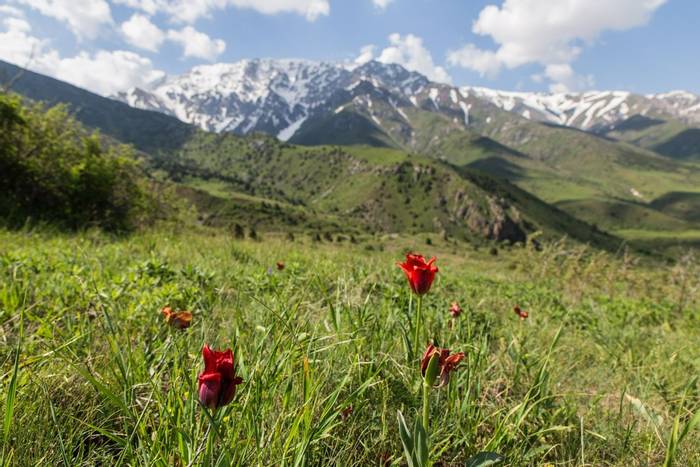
[112, 58, 700, 140]
[0, 58, 622, 249]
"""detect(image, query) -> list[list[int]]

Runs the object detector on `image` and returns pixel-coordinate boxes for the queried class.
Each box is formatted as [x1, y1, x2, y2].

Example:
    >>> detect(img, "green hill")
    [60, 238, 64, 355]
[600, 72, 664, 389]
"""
[650, 192, 700, 223]
[290, 88, 700, 238]
[168, 133, 620, 248]
[603, 115, 700, 162]
[555, 198, 695, 231]
[1, 60, 625, 248]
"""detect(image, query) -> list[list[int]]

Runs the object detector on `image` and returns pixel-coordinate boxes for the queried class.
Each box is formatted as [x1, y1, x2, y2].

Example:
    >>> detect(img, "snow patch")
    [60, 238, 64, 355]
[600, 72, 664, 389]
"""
[459, 101, 471, 126]
[277, 116, 307, 141]
[429, 88, 440, 109]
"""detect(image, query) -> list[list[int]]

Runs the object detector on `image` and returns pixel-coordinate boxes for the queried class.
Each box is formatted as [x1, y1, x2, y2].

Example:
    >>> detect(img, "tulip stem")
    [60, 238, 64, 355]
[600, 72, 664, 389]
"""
[422, 381, 430, 432]
[414, 295, 423, 359]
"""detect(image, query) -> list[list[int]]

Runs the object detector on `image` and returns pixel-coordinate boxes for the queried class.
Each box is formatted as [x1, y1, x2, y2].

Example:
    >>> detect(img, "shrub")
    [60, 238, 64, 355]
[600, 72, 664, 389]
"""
[0, 93, 148, 231]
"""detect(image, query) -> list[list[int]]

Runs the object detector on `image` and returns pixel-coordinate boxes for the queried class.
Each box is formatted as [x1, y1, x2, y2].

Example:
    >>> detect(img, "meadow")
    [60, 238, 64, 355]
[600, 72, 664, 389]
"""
[1, 227, 699, 466]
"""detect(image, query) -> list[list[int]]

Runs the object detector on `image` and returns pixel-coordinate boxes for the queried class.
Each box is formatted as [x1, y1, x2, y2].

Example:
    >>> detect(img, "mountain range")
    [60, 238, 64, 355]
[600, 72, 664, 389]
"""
[2, 58, 699, 253]
[114, 59, 700, 140]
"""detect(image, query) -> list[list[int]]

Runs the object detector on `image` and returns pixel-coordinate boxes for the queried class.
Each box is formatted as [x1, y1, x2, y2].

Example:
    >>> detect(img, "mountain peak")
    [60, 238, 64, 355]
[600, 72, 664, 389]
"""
[112, 58, 700, 138]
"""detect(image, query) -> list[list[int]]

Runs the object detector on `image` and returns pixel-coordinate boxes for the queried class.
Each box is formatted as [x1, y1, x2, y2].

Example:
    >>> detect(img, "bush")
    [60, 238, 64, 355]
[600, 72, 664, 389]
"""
[0, 93, 148, 231]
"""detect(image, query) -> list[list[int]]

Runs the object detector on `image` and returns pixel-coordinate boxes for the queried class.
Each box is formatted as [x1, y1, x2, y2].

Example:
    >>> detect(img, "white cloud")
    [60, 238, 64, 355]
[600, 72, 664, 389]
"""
[376, 33, 451, 83]
[15, 0, 113, 39]
[354, 45, 375, 65]
[446, 44, 501, 78]
[448, 0, 667, 90]
[0, 14, 50, 69]
[0, 16, 164, 95]
[120, 14, 165, 52]
[372, 0, 393, 10]
[111, 0, 161, 15]
[0, 5, 26, 17]
[113, 0, 329, 23]
[119, 14, 226, 59]
[52, 50, 165, 95]
[167, 26, 226, 60]
[540, 64, 594, 93]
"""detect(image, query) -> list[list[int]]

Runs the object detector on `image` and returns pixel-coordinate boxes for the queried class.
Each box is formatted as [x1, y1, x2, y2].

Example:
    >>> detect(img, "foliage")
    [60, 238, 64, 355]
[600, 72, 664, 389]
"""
[0, 93, 148, 231]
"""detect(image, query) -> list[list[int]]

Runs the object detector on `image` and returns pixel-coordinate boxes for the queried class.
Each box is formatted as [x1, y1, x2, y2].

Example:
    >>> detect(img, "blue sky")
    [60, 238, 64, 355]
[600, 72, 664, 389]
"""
[0, 0, 697, 96]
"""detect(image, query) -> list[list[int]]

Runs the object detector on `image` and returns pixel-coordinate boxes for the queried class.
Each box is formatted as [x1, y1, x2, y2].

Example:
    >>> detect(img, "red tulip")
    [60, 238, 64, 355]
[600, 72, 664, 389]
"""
[513, 305, 529, 320]
[420, 344, 465, 388]
[198, 345, 243, 410]
[161, 306, 192, 330]
[397, 253, 438, 295]
[449, 302, 462, 318]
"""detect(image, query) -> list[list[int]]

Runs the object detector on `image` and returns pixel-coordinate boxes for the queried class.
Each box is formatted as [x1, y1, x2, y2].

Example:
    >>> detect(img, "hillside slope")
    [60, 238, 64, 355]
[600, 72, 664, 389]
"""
[0, 60, 195, 154]
[1, 60, 619, 247]
[288, 81, 700, 207]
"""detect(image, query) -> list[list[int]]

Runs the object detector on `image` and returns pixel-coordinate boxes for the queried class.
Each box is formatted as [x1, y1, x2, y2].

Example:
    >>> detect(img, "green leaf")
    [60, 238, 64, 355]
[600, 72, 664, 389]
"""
[424, 352, 440, 388]
[413, 418, 429, 467]
[397, 410, 415, 467]
[678, 408, 700, 444]
[2, 308, 22, 466]
[625, 394, 663, 427]
[465, 451, 504, 467]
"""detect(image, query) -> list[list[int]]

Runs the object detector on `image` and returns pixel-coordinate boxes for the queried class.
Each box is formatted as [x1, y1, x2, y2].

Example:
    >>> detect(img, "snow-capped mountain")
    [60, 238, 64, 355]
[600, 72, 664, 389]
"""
[114, 59, 428, 139]
[464, 87, 700, 131]
[114, 59, 700, 140]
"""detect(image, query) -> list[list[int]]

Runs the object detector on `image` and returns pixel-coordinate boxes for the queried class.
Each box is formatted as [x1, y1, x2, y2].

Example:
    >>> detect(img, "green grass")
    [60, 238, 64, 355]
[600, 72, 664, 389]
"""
[556, 198, 696, 232]
[1, 227, 699, 465]
[614, 229, 700, 256]
[650, 192, 700, 224]
[614, 229, 700, 240]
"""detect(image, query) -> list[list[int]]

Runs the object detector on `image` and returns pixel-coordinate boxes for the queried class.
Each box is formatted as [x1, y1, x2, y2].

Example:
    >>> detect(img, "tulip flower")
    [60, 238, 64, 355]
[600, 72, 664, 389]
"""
[513, 305, 529, 320]
[419, 343, 465, 431]
[397, 253, 438, 296]
[161, 306, 193, 330]
[276, 261, 285, 271]
[397, 253, 438, 356]
[198, 345, 243, 410]
[420, 344, 465, 388]
[449, 302, 462, 318]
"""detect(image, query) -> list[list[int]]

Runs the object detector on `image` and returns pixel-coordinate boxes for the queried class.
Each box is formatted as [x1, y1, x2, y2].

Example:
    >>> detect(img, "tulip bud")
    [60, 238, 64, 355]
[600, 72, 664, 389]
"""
[424, 352, 441, 387]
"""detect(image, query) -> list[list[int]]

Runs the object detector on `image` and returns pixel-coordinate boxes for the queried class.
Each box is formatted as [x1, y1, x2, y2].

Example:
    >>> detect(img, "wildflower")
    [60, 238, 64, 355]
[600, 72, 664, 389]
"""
[161, 306, 192, 330]
[340, 405, 353, 421]
[420, 344, 465, 388]
[449, 302, 462, 318]
[513, 305, 529, 320]
[198, 345, 243, 410]
[276, 261, 285, 271]
[397, 253, 438, 295]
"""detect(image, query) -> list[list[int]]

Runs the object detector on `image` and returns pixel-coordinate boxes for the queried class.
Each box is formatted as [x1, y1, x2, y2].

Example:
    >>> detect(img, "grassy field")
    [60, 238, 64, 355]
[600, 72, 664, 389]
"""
[1, 227, 699, 466]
